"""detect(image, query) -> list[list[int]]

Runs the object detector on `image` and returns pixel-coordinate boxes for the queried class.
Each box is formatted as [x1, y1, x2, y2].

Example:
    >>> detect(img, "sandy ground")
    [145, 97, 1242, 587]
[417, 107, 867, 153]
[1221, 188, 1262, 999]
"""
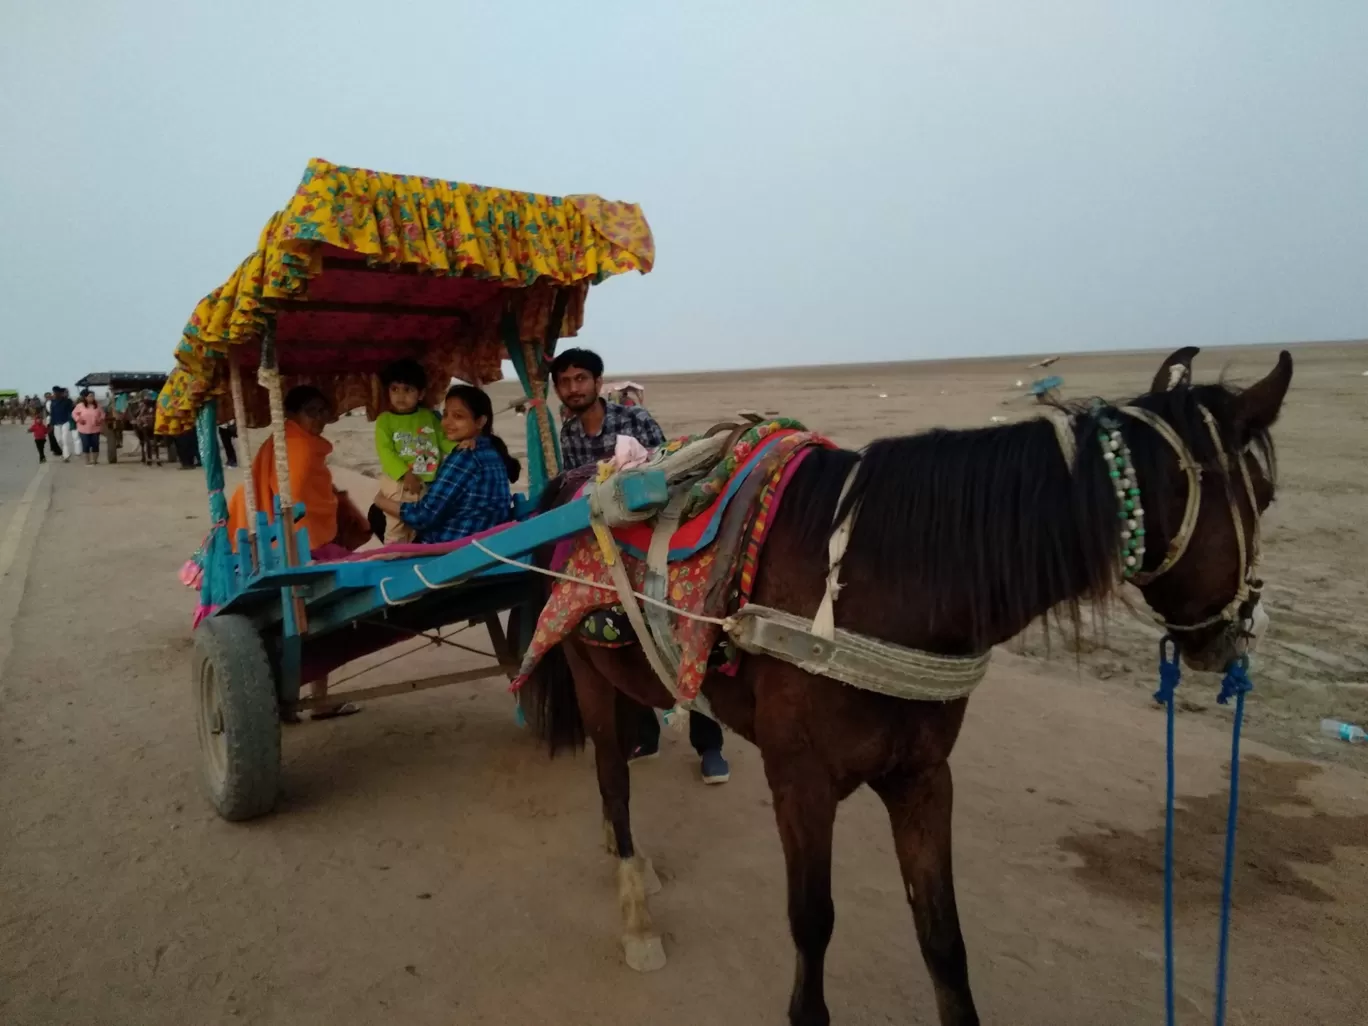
[2, 341, 1366, 1025]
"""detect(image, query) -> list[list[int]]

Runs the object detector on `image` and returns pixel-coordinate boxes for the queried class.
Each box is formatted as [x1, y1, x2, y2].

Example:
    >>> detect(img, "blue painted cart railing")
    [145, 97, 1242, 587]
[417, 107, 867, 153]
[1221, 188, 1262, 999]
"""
[190, 405, 667, 822]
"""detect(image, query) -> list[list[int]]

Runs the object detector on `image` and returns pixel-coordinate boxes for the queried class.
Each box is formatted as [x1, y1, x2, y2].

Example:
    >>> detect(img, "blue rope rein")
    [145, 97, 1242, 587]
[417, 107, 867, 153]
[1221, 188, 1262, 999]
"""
[1154, 638, 1183, 1026]
[1154, 638, 1252, 1026]
[1213, 656, 1252, 1026]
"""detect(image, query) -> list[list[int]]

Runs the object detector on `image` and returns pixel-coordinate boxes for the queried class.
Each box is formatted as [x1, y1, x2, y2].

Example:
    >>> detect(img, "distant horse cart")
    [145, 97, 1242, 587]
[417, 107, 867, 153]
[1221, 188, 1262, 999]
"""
[76, 371, 170, 464]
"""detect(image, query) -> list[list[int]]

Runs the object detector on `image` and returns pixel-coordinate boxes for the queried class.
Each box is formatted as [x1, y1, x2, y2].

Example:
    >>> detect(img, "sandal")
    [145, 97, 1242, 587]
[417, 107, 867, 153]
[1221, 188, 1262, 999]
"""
[309, 702, 362, 721]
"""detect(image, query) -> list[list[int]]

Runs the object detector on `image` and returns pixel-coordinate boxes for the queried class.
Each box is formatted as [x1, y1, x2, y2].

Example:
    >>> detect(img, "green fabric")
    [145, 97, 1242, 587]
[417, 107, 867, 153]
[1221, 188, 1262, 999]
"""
[374, 408, 447, 482]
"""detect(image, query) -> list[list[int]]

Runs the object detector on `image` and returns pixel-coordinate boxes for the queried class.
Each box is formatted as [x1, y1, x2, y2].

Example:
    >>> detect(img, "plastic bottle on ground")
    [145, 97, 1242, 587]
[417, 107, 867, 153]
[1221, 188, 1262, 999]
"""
[1320, 719, 1366, 744]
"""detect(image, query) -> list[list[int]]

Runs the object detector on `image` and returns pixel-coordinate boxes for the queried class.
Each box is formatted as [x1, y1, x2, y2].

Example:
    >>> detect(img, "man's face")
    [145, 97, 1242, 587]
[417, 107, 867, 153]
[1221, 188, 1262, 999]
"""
[554, 365, 601, 414]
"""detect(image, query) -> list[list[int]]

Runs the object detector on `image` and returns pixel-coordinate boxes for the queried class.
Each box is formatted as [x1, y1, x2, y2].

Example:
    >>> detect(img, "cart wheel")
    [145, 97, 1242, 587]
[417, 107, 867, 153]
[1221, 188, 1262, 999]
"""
[193, 614, 281, 821]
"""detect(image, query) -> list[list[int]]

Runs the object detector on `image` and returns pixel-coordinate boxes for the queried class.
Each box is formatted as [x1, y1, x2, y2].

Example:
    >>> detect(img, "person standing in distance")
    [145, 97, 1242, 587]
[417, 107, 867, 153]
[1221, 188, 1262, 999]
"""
[551, 347, 731, 785]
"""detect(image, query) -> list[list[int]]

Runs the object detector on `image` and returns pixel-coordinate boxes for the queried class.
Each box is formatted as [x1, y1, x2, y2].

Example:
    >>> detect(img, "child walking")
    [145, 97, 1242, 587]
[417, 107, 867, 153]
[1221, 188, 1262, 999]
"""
[373, 359, 449, 543]
[27, 414, 48, 463]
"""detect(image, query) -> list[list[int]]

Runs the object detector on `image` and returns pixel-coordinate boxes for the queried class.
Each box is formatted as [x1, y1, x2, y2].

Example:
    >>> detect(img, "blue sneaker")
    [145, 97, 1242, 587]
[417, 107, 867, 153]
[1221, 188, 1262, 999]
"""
[699, 748, 730, 785]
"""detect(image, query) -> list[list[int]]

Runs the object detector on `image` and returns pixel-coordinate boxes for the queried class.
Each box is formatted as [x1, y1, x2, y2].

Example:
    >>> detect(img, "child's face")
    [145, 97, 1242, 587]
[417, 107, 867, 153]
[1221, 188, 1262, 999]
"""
[442, 397, 486, 443]
[389, 382, 422, 414]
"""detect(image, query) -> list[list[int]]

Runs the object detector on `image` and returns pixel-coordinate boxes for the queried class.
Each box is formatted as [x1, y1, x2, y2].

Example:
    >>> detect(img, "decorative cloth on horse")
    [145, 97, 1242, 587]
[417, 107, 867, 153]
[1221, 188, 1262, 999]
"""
[674, 417, 806, 520]
[613, 423, 809, 562]
[515, 429, 831, 700]
[577, 605, 635, 647]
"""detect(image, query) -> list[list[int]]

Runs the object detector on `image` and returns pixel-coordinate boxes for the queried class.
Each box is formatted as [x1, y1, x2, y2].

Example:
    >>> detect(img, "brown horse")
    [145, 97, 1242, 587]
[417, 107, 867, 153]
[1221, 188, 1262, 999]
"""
[131, 400, 164, 465]
[518, 348, 1293, 1026]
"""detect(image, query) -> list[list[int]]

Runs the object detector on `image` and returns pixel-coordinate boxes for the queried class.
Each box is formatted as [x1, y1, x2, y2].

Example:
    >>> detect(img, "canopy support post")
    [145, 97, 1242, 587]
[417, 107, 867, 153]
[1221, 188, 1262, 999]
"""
[227, 350, 255, 550]
[195, 399, 229, 612]
[502, 290, 567, 496]
[259, 320, 308, 707]
[522, 338, 560, 479]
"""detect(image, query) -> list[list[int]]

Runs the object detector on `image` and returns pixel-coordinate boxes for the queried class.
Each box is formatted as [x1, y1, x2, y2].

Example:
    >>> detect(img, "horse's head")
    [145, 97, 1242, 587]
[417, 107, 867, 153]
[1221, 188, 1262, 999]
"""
[1122, 347, 1292, 671]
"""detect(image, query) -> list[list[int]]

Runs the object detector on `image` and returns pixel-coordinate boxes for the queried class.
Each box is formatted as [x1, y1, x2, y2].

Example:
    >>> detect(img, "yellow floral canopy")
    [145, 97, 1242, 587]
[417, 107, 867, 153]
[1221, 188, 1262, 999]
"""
[157, 158, 654, 434]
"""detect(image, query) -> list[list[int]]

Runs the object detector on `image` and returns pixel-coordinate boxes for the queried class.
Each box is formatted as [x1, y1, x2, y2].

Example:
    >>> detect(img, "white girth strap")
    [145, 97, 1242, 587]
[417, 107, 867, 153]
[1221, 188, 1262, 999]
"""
[1042, 408, 1078, 473]
[812, 461, 861, 641]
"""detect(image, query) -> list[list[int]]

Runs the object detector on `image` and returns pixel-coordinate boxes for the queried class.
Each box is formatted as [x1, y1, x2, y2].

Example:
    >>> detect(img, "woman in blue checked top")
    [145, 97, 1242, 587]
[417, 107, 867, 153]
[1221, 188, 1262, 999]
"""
[373, 385, 519, 543]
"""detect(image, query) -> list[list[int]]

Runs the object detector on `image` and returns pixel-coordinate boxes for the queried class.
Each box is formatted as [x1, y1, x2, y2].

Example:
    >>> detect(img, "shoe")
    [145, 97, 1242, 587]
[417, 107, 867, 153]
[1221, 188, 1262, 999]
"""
[628, 738, 660, 763]
[699, 748, 730, 785]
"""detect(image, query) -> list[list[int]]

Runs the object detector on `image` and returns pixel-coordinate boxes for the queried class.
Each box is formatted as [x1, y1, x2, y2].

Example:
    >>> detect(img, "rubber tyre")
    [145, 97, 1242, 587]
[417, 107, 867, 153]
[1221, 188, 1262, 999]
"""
[193, 614, 281, 821]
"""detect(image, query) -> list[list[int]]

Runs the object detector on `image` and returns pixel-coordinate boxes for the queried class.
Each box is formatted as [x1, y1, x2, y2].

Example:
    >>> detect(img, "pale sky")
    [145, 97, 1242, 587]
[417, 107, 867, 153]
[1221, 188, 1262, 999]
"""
[2, 1, 1364, 394]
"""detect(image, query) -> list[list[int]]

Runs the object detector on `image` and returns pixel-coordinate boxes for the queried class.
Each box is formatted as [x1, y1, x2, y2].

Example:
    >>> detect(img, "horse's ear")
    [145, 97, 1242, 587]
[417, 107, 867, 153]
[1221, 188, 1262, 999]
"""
[1150, 347, 1200, 392]
[1233, 350, 1293, 439]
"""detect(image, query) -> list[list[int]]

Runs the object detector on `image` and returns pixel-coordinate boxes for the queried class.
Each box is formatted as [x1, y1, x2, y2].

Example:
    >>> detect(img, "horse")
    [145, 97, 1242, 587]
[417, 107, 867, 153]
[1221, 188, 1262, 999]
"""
[131, 400, 164, 466]
[517, 347, 1292, 1026]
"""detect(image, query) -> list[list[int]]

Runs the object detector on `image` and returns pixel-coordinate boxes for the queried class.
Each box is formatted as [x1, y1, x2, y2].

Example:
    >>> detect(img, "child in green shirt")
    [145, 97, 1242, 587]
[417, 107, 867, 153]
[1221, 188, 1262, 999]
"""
[374, 359, 449, 543]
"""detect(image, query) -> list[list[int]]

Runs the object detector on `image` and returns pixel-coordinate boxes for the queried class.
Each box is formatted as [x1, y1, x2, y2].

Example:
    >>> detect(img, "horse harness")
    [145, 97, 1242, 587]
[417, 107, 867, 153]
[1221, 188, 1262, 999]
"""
[1097, 404, 1267, 647]
[580, 399, 1265, 713]
[583, 426, 993, 714]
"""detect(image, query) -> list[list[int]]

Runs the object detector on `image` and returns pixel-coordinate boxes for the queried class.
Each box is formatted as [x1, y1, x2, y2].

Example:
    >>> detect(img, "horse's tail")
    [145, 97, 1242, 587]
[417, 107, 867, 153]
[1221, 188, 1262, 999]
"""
[519, 643, 585, 756]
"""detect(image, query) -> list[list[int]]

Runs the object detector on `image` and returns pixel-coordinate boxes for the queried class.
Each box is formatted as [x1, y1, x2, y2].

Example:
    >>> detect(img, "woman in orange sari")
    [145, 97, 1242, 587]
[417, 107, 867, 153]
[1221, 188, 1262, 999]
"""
[224, 386, 369, 720]
[226, 386, 369, 559]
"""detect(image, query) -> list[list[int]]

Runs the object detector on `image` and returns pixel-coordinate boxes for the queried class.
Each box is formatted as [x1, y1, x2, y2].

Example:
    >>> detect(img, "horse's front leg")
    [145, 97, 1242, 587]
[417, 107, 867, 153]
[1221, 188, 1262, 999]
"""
[563, 642, 665, 972]
[763, 755, 838, 1026]
[872, 762, 979, 1026]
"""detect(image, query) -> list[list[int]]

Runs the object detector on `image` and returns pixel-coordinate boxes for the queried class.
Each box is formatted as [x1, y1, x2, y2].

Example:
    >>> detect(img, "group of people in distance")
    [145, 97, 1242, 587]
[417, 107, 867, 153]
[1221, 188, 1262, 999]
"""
[25, 386, 110, 466]
[221, 348, 730, 782]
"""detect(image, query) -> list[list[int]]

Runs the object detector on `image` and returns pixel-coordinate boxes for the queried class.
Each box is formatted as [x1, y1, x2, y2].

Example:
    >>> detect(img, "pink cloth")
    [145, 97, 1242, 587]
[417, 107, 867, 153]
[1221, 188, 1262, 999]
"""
[612, 435, 651, 471]
[73, 404, 105, 433]
[323, 521, 515, 563]
[309, 542, 354, 562]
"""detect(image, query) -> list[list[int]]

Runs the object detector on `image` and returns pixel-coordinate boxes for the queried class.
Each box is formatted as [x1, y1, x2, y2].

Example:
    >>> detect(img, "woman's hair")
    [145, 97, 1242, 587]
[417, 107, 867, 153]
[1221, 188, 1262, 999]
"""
[380, 358, 428, 391]
[446, 384, 521, 483]
[284, 385, 330, 416]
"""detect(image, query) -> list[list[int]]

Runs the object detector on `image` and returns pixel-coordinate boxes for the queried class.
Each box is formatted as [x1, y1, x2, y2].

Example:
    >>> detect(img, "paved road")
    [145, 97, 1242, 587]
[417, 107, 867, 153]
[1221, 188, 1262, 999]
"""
[0, 425, 50, 677]
[0, 422, 43, 517]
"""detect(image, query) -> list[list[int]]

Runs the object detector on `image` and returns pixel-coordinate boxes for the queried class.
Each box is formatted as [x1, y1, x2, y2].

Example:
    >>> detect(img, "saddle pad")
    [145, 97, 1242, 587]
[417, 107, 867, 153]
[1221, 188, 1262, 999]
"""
[612, 428, 800, 563]
[519, 431, 827, 701]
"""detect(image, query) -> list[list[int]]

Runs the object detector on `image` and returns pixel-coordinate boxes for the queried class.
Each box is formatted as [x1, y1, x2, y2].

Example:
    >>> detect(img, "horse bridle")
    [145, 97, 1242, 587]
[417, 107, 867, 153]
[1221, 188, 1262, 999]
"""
[1110, 404, 1264, 638]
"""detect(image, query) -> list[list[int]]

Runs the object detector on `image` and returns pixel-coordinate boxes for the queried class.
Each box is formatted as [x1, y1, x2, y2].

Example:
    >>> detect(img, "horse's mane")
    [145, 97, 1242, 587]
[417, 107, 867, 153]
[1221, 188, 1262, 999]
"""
[783, 381, 1276, 652]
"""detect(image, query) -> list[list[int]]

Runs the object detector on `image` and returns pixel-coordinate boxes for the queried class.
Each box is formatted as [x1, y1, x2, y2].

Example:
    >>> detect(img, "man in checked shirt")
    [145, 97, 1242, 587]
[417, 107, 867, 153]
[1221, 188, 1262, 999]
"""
[552, 348, 731, 785]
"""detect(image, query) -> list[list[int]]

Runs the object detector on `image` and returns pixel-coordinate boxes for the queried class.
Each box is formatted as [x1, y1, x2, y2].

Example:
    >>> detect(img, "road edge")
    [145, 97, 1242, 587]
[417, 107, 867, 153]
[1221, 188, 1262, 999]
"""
[0, 464, 53, 687]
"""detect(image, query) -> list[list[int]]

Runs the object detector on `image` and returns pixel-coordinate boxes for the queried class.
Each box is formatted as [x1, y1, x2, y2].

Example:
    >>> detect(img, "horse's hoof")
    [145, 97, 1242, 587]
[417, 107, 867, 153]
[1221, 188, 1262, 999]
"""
[640, 857, 662, 896]
[623, 933, 666, 972]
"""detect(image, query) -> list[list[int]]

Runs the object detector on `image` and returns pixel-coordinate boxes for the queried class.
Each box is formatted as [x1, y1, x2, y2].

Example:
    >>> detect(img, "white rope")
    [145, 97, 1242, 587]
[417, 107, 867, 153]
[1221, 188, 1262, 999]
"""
[258, 366, 293, 512]
[468, 539, 733, 627]
[379, 577, 420, 608]
[1042, 408, 1077, 473]
[227, 351, 255, 535]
